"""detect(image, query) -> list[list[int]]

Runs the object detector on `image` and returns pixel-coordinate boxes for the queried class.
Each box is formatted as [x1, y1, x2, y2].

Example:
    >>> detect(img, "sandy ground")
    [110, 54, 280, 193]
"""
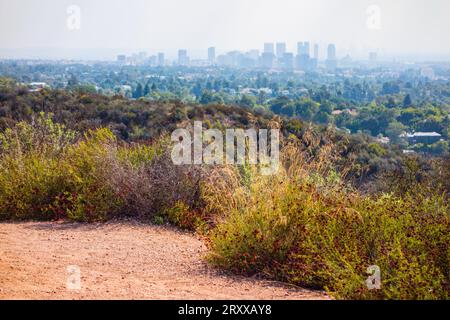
[0, 221, 328, 300]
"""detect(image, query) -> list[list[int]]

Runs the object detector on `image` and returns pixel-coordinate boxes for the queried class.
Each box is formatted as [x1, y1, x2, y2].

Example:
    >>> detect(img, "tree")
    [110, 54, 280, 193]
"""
[68, 74, 78, 87]
[429, 141, 449, 156]
[314, 111, 331, 124]
[199, 91, 214, 105]
[133, 83, 143, 99]
[386, 121, 407, 145]
[281, 104, 295, 117]
[257, 91, 266, 105]
[143, 83, 150, 96]
[295, 99, 318, 121]
[382, 82, 400, 95]
[239, 95, 256, 109]
[270, 96, 291, 114]
[386, 97, 396, 108]
[319, 101, 333, 114]
[403, 94, 412, 107]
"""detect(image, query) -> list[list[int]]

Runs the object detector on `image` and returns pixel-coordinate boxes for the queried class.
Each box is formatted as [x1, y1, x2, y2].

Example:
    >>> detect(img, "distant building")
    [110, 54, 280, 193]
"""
[208, 47, 216, 64]
[340, 54, 353, 68]
[326, 44, 337, 70]
[158, 53, 165, 66]
[28, 82, 49, 92]
[146, 55, 155, 66]
[138, 51, 147, 61]
[297, 41, 310, 56]
[327, 44, 336, 60]
[264, 43, 274, 54]
[117, 55, 126, 65]
[114, 85, 132, 98]
[420, 67, 436, 80]
[178, 49, 189, 66]
[402, 132, 442, 144]
[238, 51, 258, 68]
[296, 42, 311, 70]
[306, 44, 319, 70]
[313, 44, 319, 60]
[281, 53, 294, 71]
[376, 136, 390, 144]
[261, 52, 275, 69]
[369, 52, 377, 62]
[246, 50, 259, 60]
[276, 42, 286, 57]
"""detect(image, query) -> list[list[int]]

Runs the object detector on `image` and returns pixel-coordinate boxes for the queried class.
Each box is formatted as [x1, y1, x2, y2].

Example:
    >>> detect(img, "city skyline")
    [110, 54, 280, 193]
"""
[1, 0, 450, 61]
[2, 41, 449, 64]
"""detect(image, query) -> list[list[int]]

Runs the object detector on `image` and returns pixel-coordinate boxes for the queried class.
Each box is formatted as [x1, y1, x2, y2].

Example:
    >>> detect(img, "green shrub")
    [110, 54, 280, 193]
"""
[207, 144, 450, 300]
[0, 114, 122, 222]
[64, 128, 122, 221]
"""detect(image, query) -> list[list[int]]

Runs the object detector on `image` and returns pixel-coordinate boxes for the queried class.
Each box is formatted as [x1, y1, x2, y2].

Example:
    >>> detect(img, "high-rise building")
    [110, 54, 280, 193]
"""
[281, 53, 294, 71]
[297, 42, 310, 56]
[247, 49, 260, 61]
[326, 44, 337, 70]
[208, 47, 216, 64]
[264, 43, 274, 54]
[276, 42, 286, 57]
[296, 42, 311, 70]
[158, 52, 165, 66]
[261, 52, 275, 69]
[149, 55, 157, 66]
[307, 44, 319, 70]
[178, 49, 189, 66]
[313, 44, 319, 60]
[327, 44, 336, 60]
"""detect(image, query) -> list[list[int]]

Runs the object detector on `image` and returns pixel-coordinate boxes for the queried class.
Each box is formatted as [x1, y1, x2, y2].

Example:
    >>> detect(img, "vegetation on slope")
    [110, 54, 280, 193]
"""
[0, 79, 448, 299]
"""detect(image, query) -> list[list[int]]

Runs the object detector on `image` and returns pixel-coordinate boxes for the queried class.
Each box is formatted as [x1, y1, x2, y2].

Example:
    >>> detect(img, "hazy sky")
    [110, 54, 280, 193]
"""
[0, 0, 449, 60]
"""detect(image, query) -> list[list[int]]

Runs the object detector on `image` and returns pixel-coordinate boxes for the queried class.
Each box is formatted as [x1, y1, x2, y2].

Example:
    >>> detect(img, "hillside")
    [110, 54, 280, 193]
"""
[0, 77, 422, 186]
[0, 78, 449, 299]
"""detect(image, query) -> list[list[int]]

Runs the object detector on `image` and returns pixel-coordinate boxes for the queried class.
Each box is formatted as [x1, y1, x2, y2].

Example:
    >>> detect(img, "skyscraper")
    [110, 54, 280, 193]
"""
[178, 49, 189, 66]
[326, 44, 337, 70]
[261, 52, 274, 69]
[297, 42, 310, 56]
[327, 44, 336, 60]
[309, 44, 319, 70]
[208, 47, 216, 64]
[313, 44, 319, 60]
[264, 43, 274, 54]
[158, 52, 165, 66]
[296, 42, 311, 70]
[281, 52, 294, 71]
[276, 42, 286, 57]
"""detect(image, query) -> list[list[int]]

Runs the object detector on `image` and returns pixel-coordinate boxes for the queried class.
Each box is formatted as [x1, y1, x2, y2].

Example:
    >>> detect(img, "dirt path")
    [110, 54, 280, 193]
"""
[0, 221, 328, 300]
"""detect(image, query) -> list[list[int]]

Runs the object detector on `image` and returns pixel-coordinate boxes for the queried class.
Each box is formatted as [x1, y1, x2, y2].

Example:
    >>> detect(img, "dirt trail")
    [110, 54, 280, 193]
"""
[0, 221, 328, 300]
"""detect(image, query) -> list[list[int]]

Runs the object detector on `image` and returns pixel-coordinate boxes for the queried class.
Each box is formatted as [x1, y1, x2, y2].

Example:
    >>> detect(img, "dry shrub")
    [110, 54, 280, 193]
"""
[206, 133, 449, 300]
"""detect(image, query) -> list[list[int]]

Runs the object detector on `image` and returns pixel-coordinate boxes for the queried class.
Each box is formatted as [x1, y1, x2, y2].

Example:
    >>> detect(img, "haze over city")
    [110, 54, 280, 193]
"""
[0, 0, 449, 304]
[1, 0, 449, 61]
